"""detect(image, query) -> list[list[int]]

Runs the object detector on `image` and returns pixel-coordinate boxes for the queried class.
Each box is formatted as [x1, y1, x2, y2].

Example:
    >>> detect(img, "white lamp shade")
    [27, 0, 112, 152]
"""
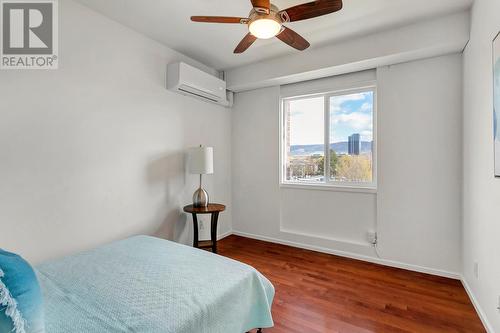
[188, 146, 214, 174]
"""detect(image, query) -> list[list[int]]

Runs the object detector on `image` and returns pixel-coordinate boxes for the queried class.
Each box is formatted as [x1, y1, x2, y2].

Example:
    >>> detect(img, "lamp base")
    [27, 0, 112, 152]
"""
[193, 187, 209, 207]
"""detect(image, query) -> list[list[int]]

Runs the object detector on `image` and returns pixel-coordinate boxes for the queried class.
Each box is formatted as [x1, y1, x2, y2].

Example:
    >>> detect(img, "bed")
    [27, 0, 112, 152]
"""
[35, 235, 274, 333]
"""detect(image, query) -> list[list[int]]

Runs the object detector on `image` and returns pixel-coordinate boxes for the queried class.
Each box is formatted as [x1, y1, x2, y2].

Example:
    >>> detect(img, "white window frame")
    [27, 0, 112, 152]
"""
[279, 85, 377, 193]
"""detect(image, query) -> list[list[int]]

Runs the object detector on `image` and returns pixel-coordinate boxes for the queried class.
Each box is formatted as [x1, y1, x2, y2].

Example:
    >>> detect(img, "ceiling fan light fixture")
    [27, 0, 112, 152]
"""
[191, 0, 344, 53]
[249, 18, 281, 39]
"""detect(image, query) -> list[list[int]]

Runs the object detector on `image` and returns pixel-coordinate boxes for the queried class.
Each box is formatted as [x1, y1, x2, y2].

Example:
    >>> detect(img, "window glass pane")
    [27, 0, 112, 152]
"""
[285, 96, 325, 183]
[329, 91, 374, 183]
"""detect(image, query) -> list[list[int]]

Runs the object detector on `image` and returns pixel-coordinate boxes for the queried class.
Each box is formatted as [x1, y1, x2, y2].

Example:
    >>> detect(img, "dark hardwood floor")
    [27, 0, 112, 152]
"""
[218, 235, 485, 333]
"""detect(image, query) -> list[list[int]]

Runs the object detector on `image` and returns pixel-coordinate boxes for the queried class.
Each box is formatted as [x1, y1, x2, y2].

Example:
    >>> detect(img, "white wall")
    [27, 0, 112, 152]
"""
[377, 55, 463, 275]
[0, 0, 232, 264]
[232, 54, 463, 277]
[463, 0, 500, 331]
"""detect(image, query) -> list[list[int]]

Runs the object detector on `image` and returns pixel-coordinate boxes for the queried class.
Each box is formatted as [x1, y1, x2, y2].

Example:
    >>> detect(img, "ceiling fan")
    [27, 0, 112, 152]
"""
[191, 0, 343, 54]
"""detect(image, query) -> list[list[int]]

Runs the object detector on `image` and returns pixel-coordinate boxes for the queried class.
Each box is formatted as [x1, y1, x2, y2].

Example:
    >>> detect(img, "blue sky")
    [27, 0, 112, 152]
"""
[288, 92, 373, 145]
[330, 91, 374, 143]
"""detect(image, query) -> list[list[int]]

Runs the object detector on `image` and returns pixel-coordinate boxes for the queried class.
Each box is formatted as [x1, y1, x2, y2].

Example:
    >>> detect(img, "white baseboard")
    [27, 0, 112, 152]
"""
[231, 230, 461, 279]
[217, 229, 233, 241]
[461, 277, 495, 333]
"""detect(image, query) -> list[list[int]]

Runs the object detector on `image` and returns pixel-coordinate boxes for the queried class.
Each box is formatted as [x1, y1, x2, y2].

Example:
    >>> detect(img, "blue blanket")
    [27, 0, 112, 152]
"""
[35, 236, 274, 333]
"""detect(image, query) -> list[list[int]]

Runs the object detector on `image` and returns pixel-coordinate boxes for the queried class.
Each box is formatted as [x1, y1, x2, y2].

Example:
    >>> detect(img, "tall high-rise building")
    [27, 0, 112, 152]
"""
[286, 107, 292, 179]
[348, 134, 361, 155]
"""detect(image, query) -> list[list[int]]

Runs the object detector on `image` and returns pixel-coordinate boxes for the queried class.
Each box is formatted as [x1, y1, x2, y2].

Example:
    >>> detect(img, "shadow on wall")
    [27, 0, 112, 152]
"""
[154, 209, 188, 243]
[146, 151, 190, 243]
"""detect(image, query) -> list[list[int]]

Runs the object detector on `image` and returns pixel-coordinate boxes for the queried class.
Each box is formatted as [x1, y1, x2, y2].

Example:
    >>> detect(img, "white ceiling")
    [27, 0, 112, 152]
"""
[75, 0, 473, 71]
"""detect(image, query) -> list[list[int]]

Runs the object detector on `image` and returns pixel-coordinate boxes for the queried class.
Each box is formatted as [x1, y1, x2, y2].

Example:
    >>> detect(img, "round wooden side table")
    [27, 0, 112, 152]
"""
[183, 203, 226, 253]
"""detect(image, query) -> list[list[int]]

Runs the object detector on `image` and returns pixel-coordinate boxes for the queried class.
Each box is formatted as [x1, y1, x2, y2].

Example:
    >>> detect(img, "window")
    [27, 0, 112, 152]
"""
[281, 87, 376, 189]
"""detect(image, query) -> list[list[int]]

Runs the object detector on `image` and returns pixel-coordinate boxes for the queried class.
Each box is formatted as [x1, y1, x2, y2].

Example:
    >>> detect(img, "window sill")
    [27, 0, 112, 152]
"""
[280, 182, 377, 194]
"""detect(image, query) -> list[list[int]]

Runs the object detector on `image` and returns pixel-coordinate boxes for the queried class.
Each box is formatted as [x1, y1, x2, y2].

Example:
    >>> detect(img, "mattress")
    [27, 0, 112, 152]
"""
[35, 236, 274, 333]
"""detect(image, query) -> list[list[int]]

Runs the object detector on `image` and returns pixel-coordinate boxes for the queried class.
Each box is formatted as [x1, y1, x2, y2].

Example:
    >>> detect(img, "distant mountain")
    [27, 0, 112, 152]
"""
[290, 142, 373, 156]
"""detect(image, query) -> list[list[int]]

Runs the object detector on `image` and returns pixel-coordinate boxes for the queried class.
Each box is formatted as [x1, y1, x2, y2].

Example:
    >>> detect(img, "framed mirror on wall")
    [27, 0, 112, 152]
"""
[494, 32, 500, 178]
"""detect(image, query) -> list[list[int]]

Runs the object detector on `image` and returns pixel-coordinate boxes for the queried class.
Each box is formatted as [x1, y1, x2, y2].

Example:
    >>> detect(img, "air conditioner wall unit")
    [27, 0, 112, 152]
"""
[167, 62, 232, 107]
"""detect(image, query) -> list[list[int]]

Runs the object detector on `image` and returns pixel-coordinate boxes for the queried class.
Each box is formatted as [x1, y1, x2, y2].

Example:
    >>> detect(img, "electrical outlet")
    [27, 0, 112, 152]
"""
[473, 262, 479, 279]
[367, 231, 377, 245]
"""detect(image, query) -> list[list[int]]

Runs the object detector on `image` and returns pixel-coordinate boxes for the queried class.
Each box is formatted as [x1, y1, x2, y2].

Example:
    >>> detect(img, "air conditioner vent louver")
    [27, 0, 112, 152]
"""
[178, 85, 220, 103]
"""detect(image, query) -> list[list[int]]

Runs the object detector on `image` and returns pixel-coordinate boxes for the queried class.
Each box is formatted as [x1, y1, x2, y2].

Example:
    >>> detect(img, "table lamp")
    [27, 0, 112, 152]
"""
[188, 145, 214, 207]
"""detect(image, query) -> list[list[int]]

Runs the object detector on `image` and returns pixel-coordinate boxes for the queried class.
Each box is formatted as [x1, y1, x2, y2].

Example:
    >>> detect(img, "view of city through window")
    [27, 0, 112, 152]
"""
[284, 90, 374, 185]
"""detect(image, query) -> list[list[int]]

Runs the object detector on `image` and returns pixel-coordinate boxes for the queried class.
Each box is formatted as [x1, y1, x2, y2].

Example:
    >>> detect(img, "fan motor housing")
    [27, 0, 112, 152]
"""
[248, 4, 282, 26]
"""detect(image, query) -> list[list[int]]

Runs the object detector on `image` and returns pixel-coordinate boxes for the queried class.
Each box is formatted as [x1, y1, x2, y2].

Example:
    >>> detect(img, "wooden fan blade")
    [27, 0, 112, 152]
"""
[234, 33, 258, 54]
[251, 0, 270, 14]
[276, 26, 310, 51]
[279, 0, 343, 22]
[191, 16, 248, 24]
